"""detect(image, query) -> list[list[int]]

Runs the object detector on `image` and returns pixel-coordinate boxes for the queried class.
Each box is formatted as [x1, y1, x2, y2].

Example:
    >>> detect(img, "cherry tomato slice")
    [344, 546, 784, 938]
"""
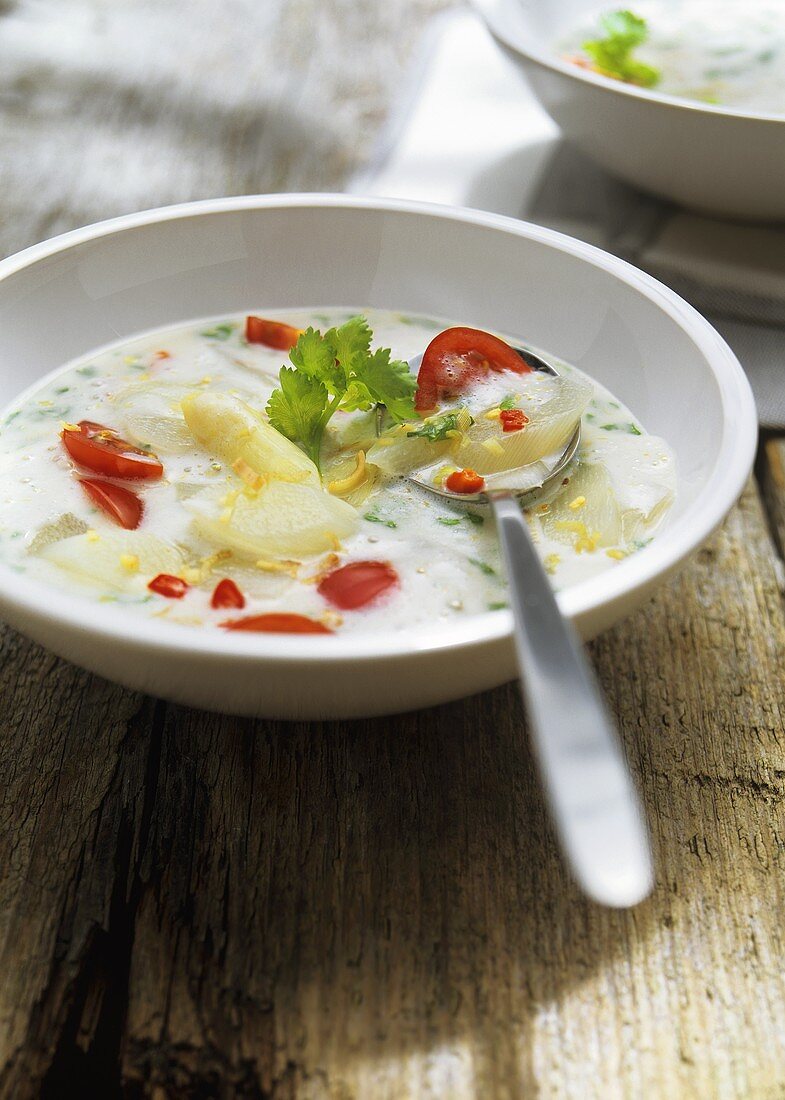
[415, 327, 533, 412]
[317, 560, 399, 610]
[62, 421, 163, 480]
[211, 578, 246, 610]
[500, 408, 528, 433]
[79, 477, 144, 530]
[222, 613, 333, 634]
[245, 316, 302, 350]
[445, 468, 485, 495]
[148, 574, 189, 599]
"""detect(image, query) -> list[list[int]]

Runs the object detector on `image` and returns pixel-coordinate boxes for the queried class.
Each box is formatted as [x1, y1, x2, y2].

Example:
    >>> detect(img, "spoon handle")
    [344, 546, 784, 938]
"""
[489, 492, 654, 908]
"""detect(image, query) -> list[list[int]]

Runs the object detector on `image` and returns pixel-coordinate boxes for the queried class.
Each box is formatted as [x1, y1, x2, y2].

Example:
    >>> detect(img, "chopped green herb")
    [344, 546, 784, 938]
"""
[582, 10, 661, 88]
[407, 408, 472, 442]
[469, 557, 496, 576]
[628, 423, 642, 436]
[499, 395, 517, 411]
[267, 316, 417, 471]
[4, 411, 20, 425]
[437, 516, 461, 527]
[364, 512, 397, 529]
[464, 512, 484, 527]
[488, 601, 509, 611]
[55, 386, 70, 395]
[76, 366, 97, 378]
[633, 537, 653, 550]
[201, 322, 235, 341]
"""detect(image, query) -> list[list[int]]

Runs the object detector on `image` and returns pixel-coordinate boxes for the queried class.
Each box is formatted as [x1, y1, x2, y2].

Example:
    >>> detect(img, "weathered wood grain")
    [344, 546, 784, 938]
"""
[2, 0, 785, 1097]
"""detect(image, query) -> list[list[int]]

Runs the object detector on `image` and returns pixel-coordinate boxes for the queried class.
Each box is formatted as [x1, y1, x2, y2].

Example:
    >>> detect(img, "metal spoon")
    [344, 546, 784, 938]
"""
[406, 349, 654, 908]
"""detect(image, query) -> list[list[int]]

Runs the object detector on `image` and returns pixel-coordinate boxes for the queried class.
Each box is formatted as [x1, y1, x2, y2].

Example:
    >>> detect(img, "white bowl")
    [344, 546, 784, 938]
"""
[472, 0, 785, 222]
[0, 195, 756, 717]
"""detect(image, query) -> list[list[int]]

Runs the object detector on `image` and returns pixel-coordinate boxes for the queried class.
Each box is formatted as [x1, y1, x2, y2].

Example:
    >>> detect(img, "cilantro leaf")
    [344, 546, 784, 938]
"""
[266, 367, 329, 469]
[407, 409, 471, 442]
[265, 315, 419, 471]
[499, 395, 517, 411]
[327, 315, 372, 386]
[289, 327, 344, 391]
[341, 379, 377, 413]
[357, 348, 417, 422]
[583, 10, 660, 87]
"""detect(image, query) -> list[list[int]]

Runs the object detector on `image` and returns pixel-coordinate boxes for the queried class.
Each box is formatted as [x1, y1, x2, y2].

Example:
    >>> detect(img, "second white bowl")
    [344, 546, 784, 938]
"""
[473, 0, 785, 222]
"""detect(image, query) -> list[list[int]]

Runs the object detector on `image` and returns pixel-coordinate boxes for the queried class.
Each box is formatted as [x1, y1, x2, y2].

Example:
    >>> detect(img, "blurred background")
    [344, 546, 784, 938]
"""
[0, 0, 450, 254]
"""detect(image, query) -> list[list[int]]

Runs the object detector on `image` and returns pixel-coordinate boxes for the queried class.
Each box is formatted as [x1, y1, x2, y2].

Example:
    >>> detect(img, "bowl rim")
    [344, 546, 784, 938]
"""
[0, 192, 757, 663]
[474, 0, 785, 126]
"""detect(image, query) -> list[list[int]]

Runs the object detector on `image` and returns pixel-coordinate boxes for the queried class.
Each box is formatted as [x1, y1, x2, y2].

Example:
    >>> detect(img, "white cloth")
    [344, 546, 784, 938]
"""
[351, 11, 785, 428]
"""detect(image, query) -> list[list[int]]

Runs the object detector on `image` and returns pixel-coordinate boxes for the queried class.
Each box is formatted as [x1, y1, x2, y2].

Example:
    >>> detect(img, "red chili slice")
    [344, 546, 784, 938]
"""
[211, 578, 246, 610]
[317, 560, 399, 610]
[245, 316, 302, 350]
[62, 421, 163, 480]
[221, 613, 333, 634]
[415, 327, 533, 412]
[500, 408, 529, 432]
[148, 574, 189, 599]
[79, 477, 143, 530]
[445, 468, 485, 495]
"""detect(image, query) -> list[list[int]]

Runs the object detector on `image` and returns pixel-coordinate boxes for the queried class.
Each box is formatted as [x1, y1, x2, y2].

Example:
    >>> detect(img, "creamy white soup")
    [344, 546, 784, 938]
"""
[562, 1, 785, 113]
[0, 309, 676, 635]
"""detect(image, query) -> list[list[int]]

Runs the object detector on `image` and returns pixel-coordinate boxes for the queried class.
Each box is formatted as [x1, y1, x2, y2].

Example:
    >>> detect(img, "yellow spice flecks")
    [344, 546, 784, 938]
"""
[232, 457, 265, 493]
[255, 558, 300, 576]
[85, 529, 100, 542]
[120, 554, 139, 572]
[606, 549, 628, 560]
[544, 553, 561, 574]
[568, 495, 587, 511]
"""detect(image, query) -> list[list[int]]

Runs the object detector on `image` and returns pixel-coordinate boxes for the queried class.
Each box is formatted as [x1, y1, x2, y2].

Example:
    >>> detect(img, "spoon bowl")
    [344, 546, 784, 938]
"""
[408, 346, 580, 504]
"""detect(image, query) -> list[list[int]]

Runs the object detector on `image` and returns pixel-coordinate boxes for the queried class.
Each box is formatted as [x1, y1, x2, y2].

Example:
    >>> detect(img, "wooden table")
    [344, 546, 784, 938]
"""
[2, 1, 785, 1096]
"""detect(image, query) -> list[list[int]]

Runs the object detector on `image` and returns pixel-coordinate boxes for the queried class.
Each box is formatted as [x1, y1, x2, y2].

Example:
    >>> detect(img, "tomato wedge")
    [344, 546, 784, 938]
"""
[62, 421, 163, 480]
[245, 316, 302, 350]
[211, 578, 246, 610]
[415, 327, 533, 412]
[148, 574, 189, 599]
[222, 613, 333, 634]
[79, 477, 143, 530]
[318, 560, 399, 610]
[445, 468, 485, 495]
[500, 408, 528, 433]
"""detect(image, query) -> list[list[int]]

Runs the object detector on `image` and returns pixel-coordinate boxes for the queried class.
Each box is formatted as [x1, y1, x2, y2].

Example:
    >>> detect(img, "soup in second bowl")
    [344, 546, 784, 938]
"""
[562, 1, 785, 113]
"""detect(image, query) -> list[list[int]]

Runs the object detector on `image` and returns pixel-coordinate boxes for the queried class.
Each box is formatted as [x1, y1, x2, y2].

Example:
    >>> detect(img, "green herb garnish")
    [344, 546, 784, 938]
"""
[464, 512, 484, 527]
[407, 408, 472, 443]
[469, 557, 496, 576]
[201, 322, 235, 341]
[499, 395, 517, 411]
[267, 316, 416, 471]
[364, 512, 397, 529]
[488, 601, 509, 611]
[437, 517, 461, 526]
[583, 10, 661, 88]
